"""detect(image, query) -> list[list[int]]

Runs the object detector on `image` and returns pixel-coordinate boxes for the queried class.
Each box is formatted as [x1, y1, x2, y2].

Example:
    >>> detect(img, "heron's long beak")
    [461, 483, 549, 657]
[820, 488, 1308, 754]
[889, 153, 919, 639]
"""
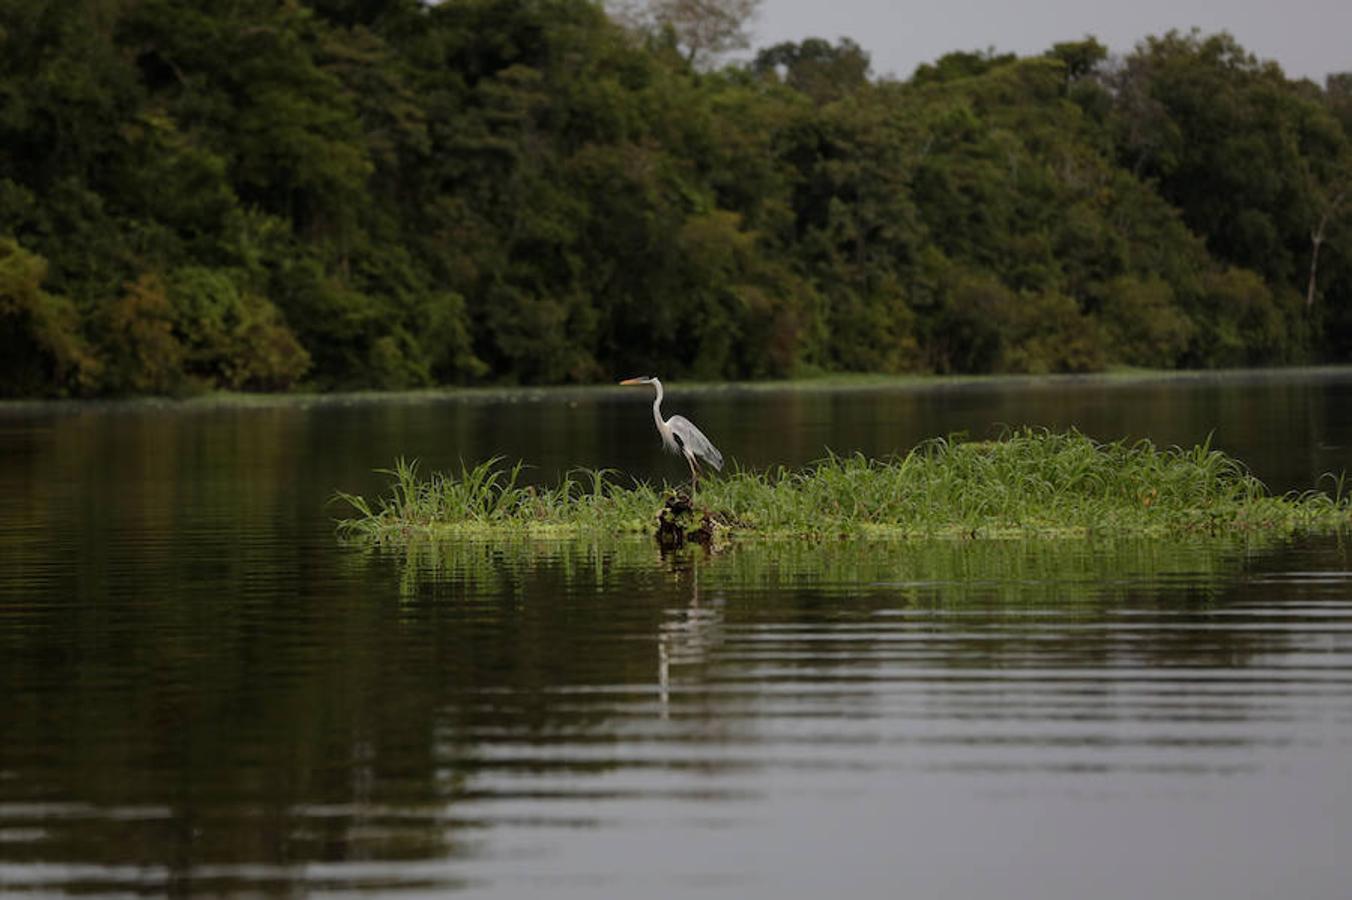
[619, 377, 645, 385]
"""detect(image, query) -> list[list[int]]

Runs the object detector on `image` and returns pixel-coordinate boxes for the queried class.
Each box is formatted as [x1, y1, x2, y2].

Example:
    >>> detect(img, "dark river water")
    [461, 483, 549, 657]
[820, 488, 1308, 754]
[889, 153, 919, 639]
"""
[4, 370, 1352, 898]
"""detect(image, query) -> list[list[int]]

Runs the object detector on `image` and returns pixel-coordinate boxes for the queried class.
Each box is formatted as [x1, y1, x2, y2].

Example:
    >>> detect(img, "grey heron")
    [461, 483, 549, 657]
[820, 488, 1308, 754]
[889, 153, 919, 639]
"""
[619, 376, 724, 491]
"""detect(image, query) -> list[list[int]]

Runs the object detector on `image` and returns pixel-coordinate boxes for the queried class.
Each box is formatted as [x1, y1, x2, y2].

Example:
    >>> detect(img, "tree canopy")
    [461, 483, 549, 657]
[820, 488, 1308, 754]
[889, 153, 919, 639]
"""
[1, 2, 1349, 397]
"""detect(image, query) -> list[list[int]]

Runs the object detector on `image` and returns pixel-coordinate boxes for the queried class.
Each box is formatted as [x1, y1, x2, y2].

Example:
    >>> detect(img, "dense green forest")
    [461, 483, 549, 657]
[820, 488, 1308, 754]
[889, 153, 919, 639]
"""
[2, 0, 1350, 396]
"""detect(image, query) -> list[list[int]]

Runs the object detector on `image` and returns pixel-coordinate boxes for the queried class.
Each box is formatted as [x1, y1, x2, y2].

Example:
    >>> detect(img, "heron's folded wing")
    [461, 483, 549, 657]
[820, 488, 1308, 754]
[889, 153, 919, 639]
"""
[667, 415, 724, 470]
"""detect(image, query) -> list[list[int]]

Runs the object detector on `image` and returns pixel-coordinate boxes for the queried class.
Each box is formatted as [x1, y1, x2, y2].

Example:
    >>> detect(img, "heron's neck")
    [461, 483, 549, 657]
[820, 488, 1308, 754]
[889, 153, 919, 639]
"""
[650, 379, 665, 431]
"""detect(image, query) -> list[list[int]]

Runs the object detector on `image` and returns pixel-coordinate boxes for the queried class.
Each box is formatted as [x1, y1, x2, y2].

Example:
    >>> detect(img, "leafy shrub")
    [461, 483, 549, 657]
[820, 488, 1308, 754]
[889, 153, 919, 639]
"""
[0, 239, 100, 396]
[935, 272, 1105, 373]
[1190, 268, 1295, 366]
[823, 277, 922, 374]
[1098, 275, 1195, 367]
[97, 274, 187, 395]
[999, 290, 1106, 374]
[167, 267, 310, 391]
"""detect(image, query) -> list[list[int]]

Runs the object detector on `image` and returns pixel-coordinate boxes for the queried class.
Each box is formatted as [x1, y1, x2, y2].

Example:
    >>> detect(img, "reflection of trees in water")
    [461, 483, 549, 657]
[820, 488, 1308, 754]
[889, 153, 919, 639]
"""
[0, 562, 460, 892]
[3, 532, 1339, 892]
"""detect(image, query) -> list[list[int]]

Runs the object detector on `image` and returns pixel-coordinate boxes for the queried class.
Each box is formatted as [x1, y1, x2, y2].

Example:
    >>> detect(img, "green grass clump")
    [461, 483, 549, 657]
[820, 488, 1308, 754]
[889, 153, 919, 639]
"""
[335, 428, 1352, 543]
[335, 457, 665, 542]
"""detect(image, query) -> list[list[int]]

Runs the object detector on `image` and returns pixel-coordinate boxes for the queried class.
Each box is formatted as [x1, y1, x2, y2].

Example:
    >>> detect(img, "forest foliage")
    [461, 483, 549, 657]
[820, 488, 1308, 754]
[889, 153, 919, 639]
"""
[1, 0, 1350, 396]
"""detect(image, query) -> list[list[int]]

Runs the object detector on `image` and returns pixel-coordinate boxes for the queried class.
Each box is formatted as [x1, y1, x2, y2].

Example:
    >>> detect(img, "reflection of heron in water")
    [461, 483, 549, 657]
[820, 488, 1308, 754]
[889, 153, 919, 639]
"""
[619, 376, 724, 492]
[657, 556, 725, 719]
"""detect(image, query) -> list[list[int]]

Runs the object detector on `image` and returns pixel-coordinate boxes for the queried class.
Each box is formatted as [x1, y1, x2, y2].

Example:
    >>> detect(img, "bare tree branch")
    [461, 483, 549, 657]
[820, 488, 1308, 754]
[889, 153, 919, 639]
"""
[604, 0, 762, 69]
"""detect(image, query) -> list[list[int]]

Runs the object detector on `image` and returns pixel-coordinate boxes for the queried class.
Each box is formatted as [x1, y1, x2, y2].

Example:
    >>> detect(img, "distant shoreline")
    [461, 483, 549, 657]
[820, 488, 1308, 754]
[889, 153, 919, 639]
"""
[6, 365, 1352, 416]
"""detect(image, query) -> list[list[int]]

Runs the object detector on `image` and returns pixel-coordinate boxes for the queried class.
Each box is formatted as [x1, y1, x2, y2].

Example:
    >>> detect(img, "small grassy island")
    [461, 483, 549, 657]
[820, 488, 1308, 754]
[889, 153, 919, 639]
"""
[336, 429, 1351, 546]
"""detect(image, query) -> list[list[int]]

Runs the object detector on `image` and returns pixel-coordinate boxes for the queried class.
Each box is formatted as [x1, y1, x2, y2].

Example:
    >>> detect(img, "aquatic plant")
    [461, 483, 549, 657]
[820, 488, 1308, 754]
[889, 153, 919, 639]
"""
[335, 429, 1352, 543]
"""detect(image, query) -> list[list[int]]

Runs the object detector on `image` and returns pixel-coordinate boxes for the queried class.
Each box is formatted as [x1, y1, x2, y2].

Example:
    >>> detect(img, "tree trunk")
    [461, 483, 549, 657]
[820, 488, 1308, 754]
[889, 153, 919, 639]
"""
[1308, 189, 1348, 308]
[1307, 222, 1325, 309]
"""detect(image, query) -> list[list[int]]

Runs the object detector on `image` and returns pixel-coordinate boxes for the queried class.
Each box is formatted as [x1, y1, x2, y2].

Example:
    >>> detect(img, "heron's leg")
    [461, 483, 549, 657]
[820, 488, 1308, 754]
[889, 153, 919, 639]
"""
[685, 452, 700, 496]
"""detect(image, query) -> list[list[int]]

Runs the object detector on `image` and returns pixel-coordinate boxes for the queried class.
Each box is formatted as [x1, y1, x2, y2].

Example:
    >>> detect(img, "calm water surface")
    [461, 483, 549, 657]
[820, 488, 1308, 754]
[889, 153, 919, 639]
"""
[4, 370, 1352, 898]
